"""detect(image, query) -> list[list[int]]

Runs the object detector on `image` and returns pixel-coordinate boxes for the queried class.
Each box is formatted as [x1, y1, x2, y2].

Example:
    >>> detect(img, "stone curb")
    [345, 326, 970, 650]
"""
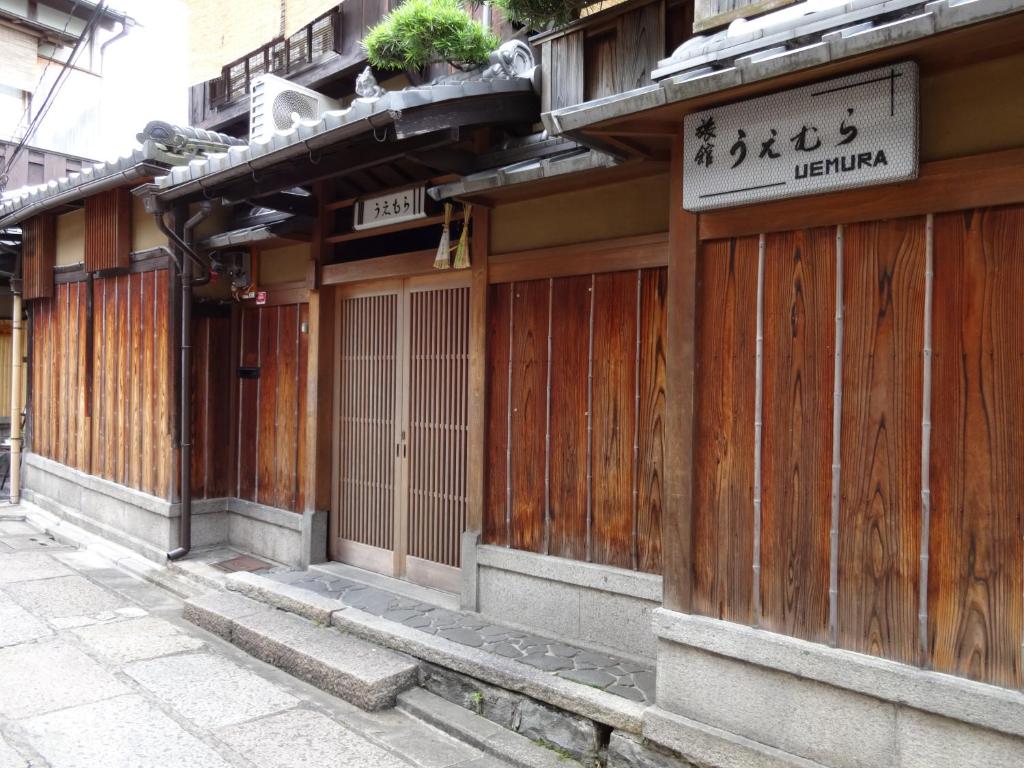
[331, 604, 647, 733]
[225, 571, 342, 624]
[183, 590, 418, 711]
[642, 707, 828, 768]
[398, 687, 585, 768]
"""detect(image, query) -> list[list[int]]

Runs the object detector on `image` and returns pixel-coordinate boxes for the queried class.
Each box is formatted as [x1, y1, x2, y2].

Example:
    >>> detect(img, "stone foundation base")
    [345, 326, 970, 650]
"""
[22, 452, 326, 567]
[648, 608, 1024, 768]
[472, 544, 661, 661]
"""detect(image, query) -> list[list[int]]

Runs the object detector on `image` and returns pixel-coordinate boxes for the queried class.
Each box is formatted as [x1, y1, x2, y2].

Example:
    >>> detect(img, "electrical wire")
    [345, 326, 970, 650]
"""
[1, 1, 107, 191]
[6, 0, 84, 145]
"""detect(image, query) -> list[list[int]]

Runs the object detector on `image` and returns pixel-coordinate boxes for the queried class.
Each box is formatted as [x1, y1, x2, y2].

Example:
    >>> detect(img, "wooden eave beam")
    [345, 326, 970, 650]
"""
[184, 128, 460, 206]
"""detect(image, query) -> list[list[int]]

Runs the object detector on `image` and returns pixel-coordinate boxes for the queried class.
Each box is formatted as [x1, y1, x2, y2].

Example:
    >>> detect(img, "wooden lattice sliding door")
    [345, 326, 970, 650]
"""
[406, 284, 470, 588]
[334, 287, 400, 569]
[331, 274, 470, 592]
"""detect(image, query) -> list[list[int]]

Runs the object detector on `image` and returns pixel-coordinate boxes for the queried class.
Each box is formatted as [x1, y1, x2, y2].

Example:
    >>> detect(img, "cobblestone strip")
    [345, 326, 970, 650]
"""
[268, 571, 656, 704]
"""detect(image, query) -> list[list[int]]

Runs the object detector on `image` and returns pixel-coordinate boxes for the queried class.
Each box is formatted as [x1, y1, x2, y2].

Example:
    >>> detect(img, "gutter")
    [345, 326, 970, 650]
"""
[0, 161, 167, 230]
[153, 112, 398, 203]
[163, 202, 213, 561]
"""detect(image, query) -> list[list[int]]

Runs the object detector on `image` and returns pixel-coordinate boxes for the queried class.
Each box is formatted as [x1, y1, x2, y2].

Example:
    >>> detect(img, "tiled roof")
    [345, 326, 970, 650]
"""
[543, 0, 1024, 135]
[428, 146, 617, 200]
[0, 143, 173, 229]
[152, 74, 539, 200]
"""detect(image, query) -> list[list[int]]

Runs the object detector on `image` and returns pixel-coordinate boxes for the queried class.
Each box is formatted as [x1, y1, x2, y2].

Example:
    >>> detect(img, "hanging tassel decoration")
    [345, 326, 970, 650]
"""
[453, 202, 472, 270]
[433, 203, 452, 270]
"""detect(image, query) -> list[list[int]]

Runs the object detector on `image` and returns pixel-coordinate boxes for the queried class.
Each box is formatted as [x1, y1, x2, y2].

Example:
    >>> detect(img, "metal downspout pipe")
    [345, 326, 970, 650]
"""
[163, 202, 212, 561]
[9, 257, 22, 504]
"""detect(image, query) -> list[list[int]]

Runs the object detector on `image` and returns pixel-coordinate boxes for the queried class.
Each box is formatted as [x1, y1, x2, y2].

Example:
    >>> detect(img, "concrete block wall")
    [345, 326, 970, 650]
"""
[473, 545, 662, 661]
[23, 452, 325, 567]
[647, 609, 1024, 768]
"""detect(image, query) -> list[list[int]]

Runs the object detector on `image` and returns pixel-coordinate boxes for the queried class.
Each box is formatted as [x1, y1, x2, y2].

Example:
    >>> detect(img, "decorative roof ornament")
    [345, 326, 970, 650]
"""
[355, 67, 387, 100]
[430, 39, 539, 93]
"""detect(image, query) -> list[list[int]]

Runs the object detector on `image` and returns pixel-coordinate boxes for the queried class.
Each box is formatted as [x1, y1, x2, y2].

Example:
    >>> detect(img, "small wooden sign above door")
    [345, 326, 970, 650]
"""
[683, 61, 918, 211]
[353, 185, 427, 231]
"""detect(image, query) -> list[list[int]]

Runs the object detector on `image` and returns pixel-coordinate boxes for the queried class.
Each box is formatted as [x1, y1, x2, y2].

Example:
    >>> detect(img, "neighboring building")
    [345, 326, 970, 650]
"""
[0, 139, 92, 192]
[0, 1, 128, 171]
[185, 0, 512, 136]
[2, 0, 1024, 767]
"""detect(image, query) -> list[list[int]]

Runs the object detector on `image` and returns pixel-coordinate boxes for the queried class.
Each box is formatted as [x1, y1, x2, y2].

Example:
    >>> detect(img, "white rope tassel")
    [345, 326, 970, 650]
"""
[433, 203, 452, 270]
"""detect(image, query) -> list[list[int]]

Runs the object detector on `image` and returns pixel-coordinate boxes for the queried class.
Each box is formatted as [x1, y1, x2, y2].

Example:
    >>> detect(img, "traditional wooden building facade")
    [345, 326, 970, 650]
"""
[1, 0, 1022, 765]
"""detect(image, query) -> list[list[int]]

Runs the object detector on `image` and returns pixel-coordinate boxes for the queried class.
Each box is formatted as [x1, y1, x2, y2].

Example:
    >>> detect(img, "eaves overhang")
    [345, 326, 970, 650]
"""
[153, 76, 541, 206]
[0, 142, 178, 230]
[542, 0, 1024, 138]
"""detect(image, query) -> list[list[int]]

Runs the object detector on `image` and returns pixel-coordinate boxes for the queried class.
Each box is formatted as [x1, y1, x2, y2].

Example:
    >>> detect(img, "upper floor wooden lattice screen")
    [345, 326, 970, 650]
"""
[84, 187, 131, 273]
[22, 214, 55, 300]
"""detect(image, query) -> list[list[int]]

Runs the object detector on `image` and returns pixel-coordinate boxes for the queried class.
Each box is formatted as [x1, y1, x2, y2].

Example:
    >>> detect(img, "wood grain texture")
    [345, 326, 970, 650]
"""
[590, 270, 637, 570]
[84, 187, 131, 272]
[616, 0, 663, 93]
[693, 237, 758, 621]
[23, 215, 55, 300]
[296, 302, 310, 513]
[274, 304, 300, 510]
[663, 137, 697, 612]
[929, 206, 1024, 688]
[155, 269, 170, 498]
[760, 227, 835, 642]
[483, 283, 511, 546]
[548, 275, 592, 562]
[636, 267, 667, 574]
[237, 307, 260, 500]
[256, 306, 279, 506]
[508, 280, 548, 553]
[838, 218, 925, 664]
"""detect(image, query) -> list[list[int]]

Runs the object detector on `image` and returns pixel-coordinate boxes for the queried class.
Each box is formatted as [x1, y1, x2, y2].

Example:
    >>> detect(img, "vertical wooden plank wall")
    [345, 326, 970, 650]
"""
[234, 303, 309, 512]
[90, 270, 173, 497]
[191, 308, 234, 500]
[84, 189, 131, 272]
[484, 267, 667, 574]
[690, 204, 1024, 688]
[30, 281, 89, 471]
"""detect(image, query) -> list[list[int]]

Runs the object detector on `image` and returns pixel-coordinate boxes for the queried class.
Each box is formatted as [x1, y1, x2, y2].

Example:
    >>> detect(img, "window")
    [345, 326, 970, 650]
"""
[65, 158, 81, 176]
[27, 151, 44, 185]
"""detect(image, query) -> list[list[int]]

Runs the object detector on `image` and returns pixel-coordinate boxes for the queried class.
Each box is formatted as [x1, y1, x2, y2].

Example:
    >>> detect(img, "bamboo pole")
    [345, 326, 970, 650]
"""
[10, 291, 22, 503]
[829, 225, 845, 647]
[753, 233, 765, 626]
[918, 214, 935, 667]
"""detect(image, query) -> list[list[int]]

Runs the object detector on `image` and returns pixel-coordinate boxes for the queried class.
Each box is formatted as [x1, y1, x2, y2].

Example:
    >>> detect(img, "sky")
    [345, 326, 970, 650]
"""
[30, 0, 191, 161]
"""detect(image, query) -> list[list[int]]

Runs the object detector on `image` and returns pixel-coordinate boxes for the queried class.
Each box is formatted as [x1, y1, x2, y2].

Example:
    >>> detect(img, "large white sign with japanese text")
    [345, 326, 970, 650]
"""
[683, 62, 918, 211]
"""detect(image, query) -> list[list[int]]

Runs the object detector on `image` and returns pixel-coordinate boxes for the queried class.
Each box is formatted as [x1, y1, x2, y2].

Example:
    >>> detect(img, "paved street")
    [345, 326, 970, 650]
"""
[0, 517, 507, 768]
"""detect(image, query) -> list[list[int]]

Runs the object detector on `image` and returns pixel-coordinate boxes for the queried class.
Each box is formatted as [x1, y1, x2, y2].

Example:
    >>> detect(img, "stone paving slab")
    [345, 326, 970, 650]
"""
[0, 639, 130, 719]
[0, 592, 52, 648]
[268, 569, 657, 704]
[219, 708, 410, 768]
[0, 734, 27, 768]
[125, 651, 299, 729]
[0, 552, 73, 584]
[185, 591, 420, 711]
[20, 694, 235, 768]
[2, 573, 129, 622]
[71, 616, 206, 665]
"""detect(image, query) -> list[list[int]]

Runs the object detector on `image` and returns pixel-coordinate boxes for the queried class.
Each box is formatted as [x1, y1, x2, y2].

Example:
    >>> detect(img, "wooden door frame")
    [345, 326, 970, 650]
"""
[329, 266, 472, 591]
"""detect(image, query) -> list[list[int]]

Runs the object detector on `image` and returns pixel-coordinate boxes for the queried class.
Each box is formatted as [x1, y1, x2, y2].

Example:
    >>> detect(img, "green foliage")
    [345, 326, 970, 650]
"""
[364, 0, 500, 72]
[489, 0, 585, 29]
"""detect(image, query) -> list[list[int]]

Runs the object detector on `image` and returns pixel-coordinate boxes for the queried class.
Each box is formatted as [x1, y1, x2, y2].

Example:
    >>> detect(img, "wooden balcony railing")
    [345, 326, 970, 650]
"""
[207, 8, 343, 109]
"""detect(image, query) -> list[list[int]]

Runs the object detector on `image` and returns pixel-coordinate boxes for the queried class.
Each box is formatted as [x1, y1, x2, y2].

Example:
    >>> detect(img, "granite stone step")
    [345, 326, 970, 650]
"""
[221, 572, 647, 734]
[183, 590, 419, 711]
[397, 687, 586, 768]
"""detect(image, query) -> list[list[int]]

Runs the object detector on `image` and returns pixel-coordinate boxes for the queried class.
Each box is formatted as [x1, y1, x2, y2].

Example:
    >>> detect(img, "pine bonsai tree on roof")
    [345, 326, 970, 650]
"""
[489, 0, 586, 30]
[364, 0, 500, 72]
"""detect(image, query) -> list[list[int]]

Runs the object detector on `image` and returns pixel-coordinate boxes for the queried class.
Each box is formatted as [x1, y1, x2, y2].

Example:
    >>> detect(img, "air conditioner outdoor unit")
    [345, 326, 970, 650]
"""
[249, 74, 339, 141]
